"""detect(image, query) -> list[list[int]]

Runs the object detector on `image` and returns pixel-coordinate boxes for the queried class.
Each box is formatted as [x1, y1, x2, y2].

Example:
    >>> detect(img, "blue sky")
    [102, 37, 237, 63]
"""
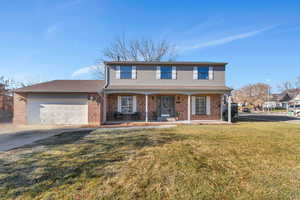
[1, 0, 300, 91]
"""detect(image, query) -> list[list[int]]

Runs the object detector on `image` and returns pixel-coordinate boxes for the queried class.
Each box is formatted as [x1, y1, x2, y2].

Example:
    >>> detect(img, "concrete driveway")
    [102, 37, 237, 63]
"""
[0, 123, 94, 151]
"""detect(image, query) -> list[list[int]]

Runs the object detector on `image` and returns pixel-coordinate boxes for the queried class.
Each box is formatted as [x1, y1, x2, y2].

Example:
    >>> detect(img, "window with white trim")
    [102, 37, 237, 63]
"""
[160, 66, 172, 79]
[195, 96, 206, 115]
[198, 67, 209, 80]
[120, 96, 133, 113]
[120, 66, 132, 79]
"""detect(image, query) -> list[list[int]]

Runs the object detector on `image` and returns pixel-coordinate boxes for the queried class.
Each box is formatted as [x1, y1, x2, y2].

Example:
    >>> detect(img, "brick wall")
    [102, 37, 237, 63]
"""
[191, 94, 221, 120]
[88, 93, 102, 125]
[107, 94, 146, 121]
[13, 93, 27, 124]
[105, 93, 221, 121]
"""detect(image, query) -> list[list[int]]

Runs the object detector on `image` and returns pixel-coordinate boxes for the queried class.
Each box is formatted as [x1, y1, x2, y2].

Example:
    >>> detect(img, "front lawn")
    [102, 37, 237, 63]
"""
[1, 122, 300, 200]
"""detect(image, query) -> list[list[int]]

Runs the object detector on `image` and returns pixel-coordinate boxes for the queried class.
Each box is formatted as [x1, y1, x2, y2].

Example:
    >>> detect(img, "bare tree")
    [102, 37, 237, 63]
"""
[94, 36, 177, 79]
[232, 83, 270, 109]
[0, 76, 38, 94]
[277, 81, 294, 92]
[102, 36, 177, 62]
[295, 76, 300, 88]
[0, 76, 18, 94]
[91, 64, 105, 80]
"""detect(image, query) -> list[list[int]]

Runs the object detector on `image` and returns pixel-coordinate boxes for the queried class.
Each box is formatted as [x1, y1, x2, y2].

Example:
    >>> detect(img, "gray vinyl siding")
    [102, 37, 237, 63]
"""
[108, 65, 225, 86]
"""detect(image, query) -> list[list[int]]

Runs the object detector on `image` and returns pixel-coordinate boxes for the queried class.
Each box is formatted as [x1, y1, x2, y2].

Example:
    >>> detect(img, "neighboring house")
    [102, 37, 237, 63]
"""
[290, 93, 300, 105]
[13, 61, 231, 125]
[263, 94, 285, 109]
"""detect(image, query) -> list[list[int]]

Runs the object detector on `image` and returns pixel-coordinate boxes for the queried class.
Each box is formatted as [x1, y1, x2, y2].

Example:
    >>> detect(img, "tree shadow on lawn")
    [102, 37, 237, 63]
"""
[0, 128, 190, 199]
[239, 114, 299, 122]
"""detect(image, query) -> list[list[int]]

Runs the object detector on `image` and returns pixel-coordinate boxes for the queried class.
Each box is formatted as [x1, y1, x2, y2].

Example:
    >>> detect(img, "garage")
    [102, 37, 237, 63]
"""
[27, 94, 88, 125]
[14, 80, 104, 125]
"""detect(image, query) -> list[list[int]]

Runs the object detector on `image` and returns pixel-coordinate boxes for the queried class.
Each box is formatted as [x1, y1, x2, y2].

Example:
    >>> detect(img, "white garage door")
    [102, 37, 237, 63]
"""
[27, 94, 88, 125]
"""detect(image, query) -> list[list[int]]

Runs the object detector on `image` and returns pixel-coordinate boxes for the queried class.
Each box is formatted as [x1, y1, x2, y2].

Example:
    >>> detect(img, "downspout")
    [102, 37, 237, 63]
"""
[103, 63, 109, 124]
[104, 63, 109, 88]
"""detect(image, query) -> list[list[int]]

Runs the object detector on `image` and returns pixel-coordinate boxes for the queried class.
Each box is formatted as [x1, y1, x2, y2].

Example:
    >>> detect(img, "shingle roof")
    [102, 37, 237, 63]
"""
[105, 85, 232, 91]
[104, 61, 228, 66]
[15, 80, 105, 93]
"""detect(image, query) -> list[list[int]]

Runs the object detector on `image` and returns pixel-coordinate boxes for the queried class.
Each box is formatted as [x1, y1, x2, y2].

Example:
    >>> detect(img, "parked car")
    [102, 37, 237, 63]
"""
[223, 103, 239, 122]
[242, 107, 251, 113]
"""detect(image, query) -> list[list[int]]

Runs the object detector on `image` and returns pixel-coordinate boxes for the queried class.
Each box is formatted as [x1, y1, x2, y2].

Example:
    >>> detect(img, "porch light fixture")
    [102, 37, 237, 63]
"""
[88, 95, 94, 101]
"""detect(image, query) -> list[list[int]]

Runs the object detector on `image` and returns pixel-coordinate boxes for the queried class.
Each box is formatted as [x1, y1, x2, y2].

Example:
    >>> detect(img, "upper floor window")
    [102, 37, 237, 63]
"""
[120, 66, 132, 79]
[156, 66, 176, 80]
[116, 66, 136, 79]
[198, 67, 209, 80]
[160, 66, 172, 79]
[193, 66, 213, 80]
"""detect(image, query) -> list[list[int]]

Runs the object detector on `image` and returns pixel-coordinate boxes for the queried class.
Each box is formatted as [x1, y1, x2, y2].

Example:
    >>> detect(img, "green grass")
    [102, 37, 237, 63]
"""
[1, 122, 300, 200]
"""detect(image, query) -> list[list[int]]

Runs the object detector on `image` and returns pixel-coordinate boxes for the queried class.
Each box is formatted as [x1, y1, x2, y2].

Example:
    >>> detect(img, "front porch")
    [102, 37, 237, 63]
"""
[103, 92, 225, 124]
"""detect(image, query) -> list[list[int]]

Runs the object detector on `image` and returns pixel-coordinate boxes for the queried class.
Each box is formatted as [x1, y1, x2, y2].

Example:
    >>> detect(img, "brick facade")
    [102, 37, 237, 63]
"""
[107, 94, 146, 121]
[13, 91, 221, 125]
[88, 93, 102, 125]
[191, 94, 221, 120]
[106, 93, 221, 121]
[13, 93, 27, 124]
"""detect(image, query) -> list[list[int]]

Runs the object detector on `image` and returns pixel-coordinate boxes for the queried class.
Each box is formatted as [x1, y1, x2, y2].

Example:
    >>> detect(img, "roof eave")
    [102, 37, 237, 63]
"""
[104, 61, 228, 66]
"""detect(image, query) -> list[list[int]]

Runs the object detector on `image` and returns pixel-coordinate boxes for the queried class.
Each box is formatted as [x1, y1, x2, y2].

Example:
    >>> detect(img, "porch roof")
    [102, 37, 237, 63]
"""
[104, 85, 232, 94]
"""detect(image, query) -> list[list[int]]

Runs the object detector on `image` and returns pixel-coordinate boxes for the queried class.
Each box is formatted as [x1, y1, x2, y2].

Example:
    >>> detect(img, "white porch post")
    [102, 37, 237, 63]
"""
[103, 93, 107, 123]
[228, 96, 232, 123]
[220, 95, 223, 121]
[145, 94, 149, 122]
[188, 94, 191, 122]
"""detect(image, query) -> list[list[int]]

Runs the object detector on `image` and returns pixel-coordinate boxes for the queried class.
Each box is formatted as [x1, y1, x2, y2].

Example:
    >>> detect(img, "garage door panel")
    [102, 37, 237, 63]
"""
[27, 94, 88, 125]
[40, 104, 88, 125]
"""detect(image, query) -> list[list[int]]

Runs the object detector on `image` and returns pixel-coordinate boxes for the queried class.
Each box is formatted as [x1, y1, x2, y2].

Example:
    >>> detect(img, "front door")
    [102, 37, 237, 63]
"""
[157, 96, 175, 117]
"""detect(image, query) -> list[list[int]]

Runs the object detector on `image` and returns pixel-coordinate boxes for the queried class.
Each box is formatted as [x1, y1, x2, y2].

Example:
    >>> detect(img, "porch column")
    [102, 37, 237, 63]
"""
[228, 96, 232, 123]
[103, 93, 107, 123]
[220, 95, 223, 121]
[188, 94, 191, 122]
[145, 94, 149, 122]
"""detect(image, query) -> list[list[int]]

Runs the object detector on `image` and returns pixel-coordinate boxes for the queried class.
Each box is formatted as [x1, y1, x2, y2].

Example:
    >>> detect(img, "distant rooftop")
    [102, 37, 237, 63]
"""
[104, 61, 228, 66]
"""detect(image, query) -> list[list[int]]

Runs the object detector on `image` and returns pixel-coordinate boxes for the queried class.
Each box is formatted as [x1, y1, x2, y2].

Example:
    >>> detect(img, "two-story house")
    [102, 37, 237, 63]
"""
[13, 61, 231, 125]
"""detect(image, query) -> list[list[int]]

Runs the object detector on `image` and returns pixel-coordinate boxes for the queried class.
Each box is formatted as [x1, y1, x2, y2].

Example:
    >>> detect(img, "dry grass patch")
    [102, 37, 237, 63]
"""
[1, 122, 300, 199]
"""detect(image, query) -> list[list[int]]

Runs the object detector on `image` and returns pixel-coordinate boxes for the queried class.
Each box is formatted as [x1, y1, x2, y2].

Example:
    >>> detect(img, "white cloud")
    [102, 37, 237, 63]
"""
[180, 26, 276, 51]
[45, 24, 62, 38]
[46, 24, 59, 35]
[72, 64, 104, 78]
